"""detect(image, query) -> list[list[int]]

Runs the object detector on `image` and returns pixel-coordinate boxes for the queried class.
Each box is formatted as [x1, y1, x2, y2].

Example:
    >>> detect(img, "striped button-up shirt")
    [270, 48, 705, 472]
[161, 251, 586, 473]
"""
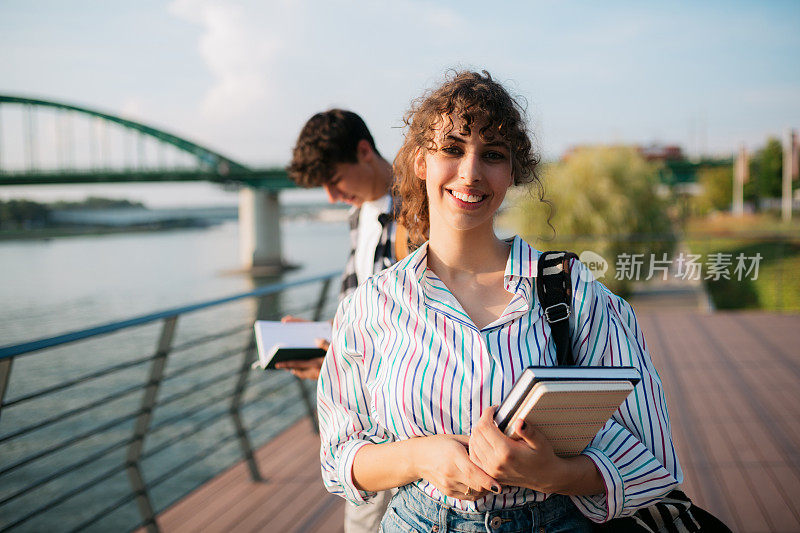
[317, 236, 681, 522]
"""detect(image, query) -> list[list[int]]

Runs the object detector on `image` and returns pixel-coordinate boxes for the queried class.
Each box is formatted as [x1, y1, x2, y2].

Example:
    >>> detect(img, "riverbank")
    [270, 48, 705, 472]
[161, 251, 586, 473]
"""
[0, 202, 348, 241]
[0, 222, 213, 241]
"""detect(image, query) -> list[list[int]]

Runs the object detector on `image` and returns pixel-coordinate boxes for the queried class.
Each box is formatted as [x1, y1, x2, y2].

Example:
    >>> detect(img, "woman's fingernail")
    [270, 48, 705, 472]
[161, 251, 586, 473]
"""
[491, 485, 501, 494]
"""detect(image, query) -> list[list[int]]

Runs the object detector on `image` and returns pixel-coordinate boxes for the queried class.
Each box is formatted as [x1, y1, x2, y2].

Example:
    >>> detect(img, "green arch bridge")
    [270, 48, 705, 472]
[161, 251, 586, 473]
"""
[0, 95, 291, 189]
[0, 94, 300, 270]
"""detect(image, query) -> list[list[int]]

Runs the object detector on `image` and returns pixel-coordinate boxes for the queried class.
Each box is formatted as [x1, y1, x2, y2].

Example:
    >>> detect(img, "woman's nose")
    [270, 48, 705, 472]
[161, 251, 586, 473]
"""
[458, 152, 482, 182]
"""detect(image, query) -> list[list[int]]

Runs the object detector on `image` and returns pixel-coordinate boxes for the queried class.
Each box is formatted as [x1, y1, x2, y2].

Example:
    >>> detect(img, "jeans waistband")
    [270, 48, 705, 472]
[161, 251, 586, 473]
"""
[392, 484, 581, 533]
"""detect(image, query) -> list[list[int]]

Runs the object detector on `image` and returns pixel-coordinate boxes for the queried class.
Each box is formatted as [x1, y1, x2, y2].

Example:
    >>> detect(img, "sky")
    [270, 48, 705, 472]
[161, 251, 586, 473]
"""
[0, 0, 798, 206]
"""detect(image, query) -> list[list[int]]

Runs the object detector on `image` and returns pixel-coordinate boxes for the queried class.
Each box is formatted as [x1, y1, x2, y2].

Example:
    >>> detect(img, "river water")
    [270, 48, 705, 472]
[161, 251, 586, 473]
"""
[0, 213, 350, 532]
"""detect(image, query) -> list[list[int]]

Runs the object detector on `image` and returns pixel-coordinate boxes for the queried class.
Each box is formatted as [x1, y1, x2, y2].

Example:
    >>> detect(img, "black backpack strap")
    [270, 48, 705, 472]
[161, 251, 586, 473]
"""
[536, 251, 579, 366]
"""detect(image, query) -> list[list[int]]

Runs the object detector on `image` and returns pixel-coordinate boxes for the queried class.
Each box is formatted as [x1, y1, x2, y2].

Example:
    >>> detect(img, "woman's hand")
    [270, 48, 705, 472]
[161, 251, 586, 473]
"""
[468, 406, 569, 494]
[411, 434, 500, 501]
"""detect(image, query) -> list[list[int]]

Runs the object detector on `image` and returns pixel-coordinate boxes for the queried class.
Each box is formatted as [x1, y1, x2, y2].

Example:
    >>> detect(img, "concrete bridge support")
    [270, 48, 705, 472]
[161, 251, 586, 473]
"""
[239, 188, 284, 273]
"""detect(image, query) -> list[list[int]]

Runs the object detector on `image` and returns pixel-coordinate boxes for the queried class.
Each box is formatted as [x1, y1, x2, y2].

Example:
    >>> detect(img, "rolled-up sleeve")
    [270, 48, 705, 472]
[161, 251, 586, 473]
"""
[317, 288, 393, 505]
[567, 260, 682, 522]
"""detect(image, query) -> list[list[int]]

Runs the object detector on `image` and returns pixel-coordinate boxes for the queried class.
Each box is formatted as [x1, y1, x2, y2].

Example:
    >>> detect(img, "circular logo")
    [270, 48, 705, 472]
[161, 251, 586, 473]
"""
[578, 250, 608, 281]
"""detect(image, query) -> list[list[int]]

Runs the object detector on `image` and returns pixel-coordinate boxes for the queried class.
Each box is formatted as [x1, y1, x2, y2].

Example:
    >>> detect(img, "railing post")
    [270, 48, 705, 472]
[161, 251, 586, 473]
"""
[0, 357, 12, 424]
[294, 376, 320, 434]
[229, 336, 263, 482]
[294, 277, 332, 435]
[312, 278, 332, 322]
[126, 316, 178, 533]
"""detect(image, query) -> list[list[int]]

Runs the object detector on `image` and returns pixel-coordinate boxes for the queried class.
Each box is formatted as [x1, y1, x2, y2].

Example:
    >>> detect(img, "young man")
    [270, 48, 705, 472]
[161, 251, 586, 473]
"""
[279, 109, 397, 533]
[288, 109, 396, 300]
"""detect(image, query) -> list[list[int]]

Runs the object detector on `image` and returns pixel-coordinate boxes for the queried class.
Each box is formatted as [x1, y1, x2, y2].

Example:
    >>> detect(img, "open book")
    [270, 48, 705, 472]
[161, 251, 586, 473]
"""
[494, 366, 640, 457]
[252, 320, 331, 370]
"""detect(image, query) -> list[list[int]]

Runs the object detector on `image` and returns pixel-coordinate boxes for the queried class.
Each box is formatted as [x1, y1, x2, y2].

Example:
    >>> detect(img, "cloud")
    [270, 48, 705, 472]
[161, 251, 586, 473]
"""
[169, 0, 282, 118]
[167, 0, 467, 164]
[165, 0, 800, 165]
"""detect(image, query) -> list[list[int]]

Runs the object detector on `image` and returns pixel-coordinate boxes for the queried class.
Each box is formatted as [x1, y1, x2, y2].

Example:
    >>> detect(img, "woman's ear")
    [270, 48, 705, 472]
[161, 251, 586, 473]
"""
[413, 148, 426, 181]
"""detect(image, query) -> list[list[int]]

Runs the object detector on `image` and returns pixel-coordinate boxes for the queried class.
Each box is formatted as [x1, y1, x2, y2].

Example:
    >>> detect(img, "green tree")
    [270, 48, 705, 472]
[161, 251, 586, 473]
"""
[695, 166, 733, 214]
[507, 146, 675, 295]
[52, 196, 144, 210]
[0, 199, 50, 229]
[746, 137, 783, 208]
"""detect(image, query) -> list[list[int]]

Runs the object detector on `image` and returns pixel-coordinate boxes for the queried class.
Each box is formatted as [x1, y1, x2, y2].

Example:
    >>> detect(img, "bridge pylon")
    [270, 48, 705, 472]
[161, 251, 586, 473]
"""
[238, 188, 285, 274]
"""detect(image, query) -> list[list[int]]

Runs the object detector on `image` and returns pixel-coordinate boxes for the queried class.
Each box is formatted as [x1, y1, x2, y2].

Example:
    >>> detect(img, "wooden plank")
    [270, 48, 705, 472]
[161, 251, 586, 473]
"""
[157, 420, 310, 530]
[699, 315, 800, 469]
[148, 419, 344, 533]
[640, 311, 737, 525]
[714, 465, 770, 533]
[159, 427, 308, 530]
[769, 464, 800, 524]
[211, 441, 322, 531]
[644, 310, 800, 533]
[178, 445, 314, 532]
[244, 471, 338, 532]
[159, 419, 308, 524]
[743, 464, 800, 532]
[306, 495, 345, 533]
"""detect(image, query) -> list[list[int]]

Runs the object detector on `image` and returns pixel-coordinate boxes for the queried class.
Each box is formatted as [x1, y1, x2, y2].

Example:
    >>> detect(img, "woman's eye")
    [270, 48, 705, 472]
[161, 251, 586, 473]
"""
[484, 151, 506, 161]
[442, 146, 462, 155]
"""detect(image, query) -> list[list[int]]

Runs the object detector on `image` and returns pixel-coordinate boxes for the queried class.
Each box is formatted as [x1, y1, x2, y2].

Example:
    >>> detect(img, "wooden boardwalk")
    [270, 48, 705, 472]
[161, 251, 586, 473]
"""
[150, 310, 800, 533]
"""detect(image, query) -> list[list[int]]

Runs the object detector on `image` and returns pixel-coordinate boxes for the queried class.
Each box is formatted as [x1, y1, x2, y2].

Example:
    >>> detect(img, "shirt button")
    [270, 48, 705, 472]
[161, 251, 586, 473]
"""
[489, 516, 503, 529]
[431, 526, 439, 532]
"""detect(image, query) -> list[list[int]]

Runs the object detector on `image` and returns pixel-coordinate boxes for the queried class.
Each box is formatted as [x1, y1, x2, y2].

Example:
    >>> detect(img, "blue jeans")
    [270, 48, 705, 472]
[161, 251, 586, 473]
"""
[380, 484, 592, 533]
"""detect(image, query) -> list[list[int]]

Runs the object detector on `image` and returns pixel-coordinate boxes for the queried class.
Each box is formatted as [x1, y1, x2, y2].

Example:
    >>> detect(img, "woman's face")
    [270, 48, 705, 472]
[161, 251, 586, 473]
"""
[415, 115, 513, 236]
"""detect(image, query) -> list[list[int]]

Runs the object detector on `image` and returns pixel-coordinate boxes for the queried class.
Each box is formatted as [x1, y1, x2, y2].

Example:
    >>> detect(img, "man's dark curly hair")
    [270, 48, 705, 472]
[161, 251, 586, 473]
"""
[287, 109, 380, 187]
[393, 70, 542, 244]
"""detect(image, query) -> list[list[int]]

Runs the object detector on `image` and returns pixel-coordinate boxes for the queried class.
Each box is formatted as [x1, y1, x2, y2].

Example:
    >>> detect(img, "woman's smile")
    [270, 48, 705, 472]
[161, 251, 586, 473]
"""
[445, 187, 490, 210]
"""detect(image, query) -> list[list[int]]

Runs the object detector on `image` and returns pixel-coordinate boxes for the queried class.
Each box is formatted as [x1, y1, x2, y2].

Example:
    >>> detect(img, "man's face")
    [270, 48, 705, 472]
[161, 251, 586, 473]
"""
[323, 159, 380, 207]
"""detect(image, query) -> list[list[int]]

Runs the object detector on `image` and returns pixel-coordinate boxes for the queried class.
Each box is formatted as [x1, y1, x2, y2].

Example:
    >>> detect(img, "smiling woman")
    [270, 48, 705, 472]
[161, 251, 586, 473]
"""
[393, 71, 541, 246]
[316, 70, 682, 533]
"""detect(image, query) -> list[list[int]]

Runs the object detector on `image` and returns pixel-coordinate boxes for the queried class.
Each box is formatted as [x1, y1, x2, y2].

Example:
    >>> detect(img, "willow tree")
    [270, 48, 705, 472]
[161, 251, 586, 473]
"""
[506, 146, 675, 295]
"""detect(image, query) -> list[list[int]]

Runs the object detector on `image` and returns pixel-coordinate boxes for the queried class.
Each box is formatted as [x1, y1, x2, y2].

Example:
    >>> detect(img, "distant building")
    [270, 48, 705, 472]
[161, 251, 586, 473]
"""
[562, 143, 685, 162]
[637, 143, 684, 162]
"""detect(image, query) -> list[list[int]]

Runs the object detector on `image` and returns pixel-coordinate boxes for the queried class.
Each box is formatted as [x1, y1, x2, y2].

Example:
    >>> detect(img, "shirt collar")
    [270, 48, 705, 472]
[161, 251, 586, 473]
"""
[501, 236, 541, 323]
[503, 235, 541, 281]
[397, 236, 542, 330]
[361, 194, 392, 215]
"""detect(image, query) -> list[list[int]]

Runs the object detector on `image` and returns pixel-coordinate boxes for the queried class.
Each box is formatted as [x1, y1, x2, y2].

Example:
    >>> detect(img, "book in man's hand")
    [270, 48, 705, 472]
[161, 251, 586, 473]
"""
[252, 320, 331, 370]
[493, 366, 640, 457]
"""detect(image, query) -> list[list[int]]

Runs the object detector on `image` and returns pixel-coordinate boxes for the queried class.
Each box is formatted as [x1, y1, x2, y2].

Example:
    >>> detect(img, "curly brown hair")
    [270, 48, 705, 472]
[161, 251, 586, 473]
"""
[393, 70, 543, 244]
[287, 109, 380, 187]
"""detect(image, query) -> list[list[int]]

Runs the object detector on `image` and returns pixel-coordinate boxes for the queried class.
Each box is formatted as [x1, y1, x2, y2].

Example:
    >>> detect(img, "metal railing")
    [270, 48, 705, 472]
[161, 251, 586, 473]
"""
[0, 271, 338, 533]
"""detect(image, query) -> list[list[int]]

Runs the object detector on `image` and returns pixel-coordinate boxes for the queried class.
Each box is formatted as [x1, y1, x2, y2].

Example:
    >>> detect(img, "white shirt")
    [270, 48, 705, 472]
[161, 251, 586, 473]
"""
[354, 194, 392, 286]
